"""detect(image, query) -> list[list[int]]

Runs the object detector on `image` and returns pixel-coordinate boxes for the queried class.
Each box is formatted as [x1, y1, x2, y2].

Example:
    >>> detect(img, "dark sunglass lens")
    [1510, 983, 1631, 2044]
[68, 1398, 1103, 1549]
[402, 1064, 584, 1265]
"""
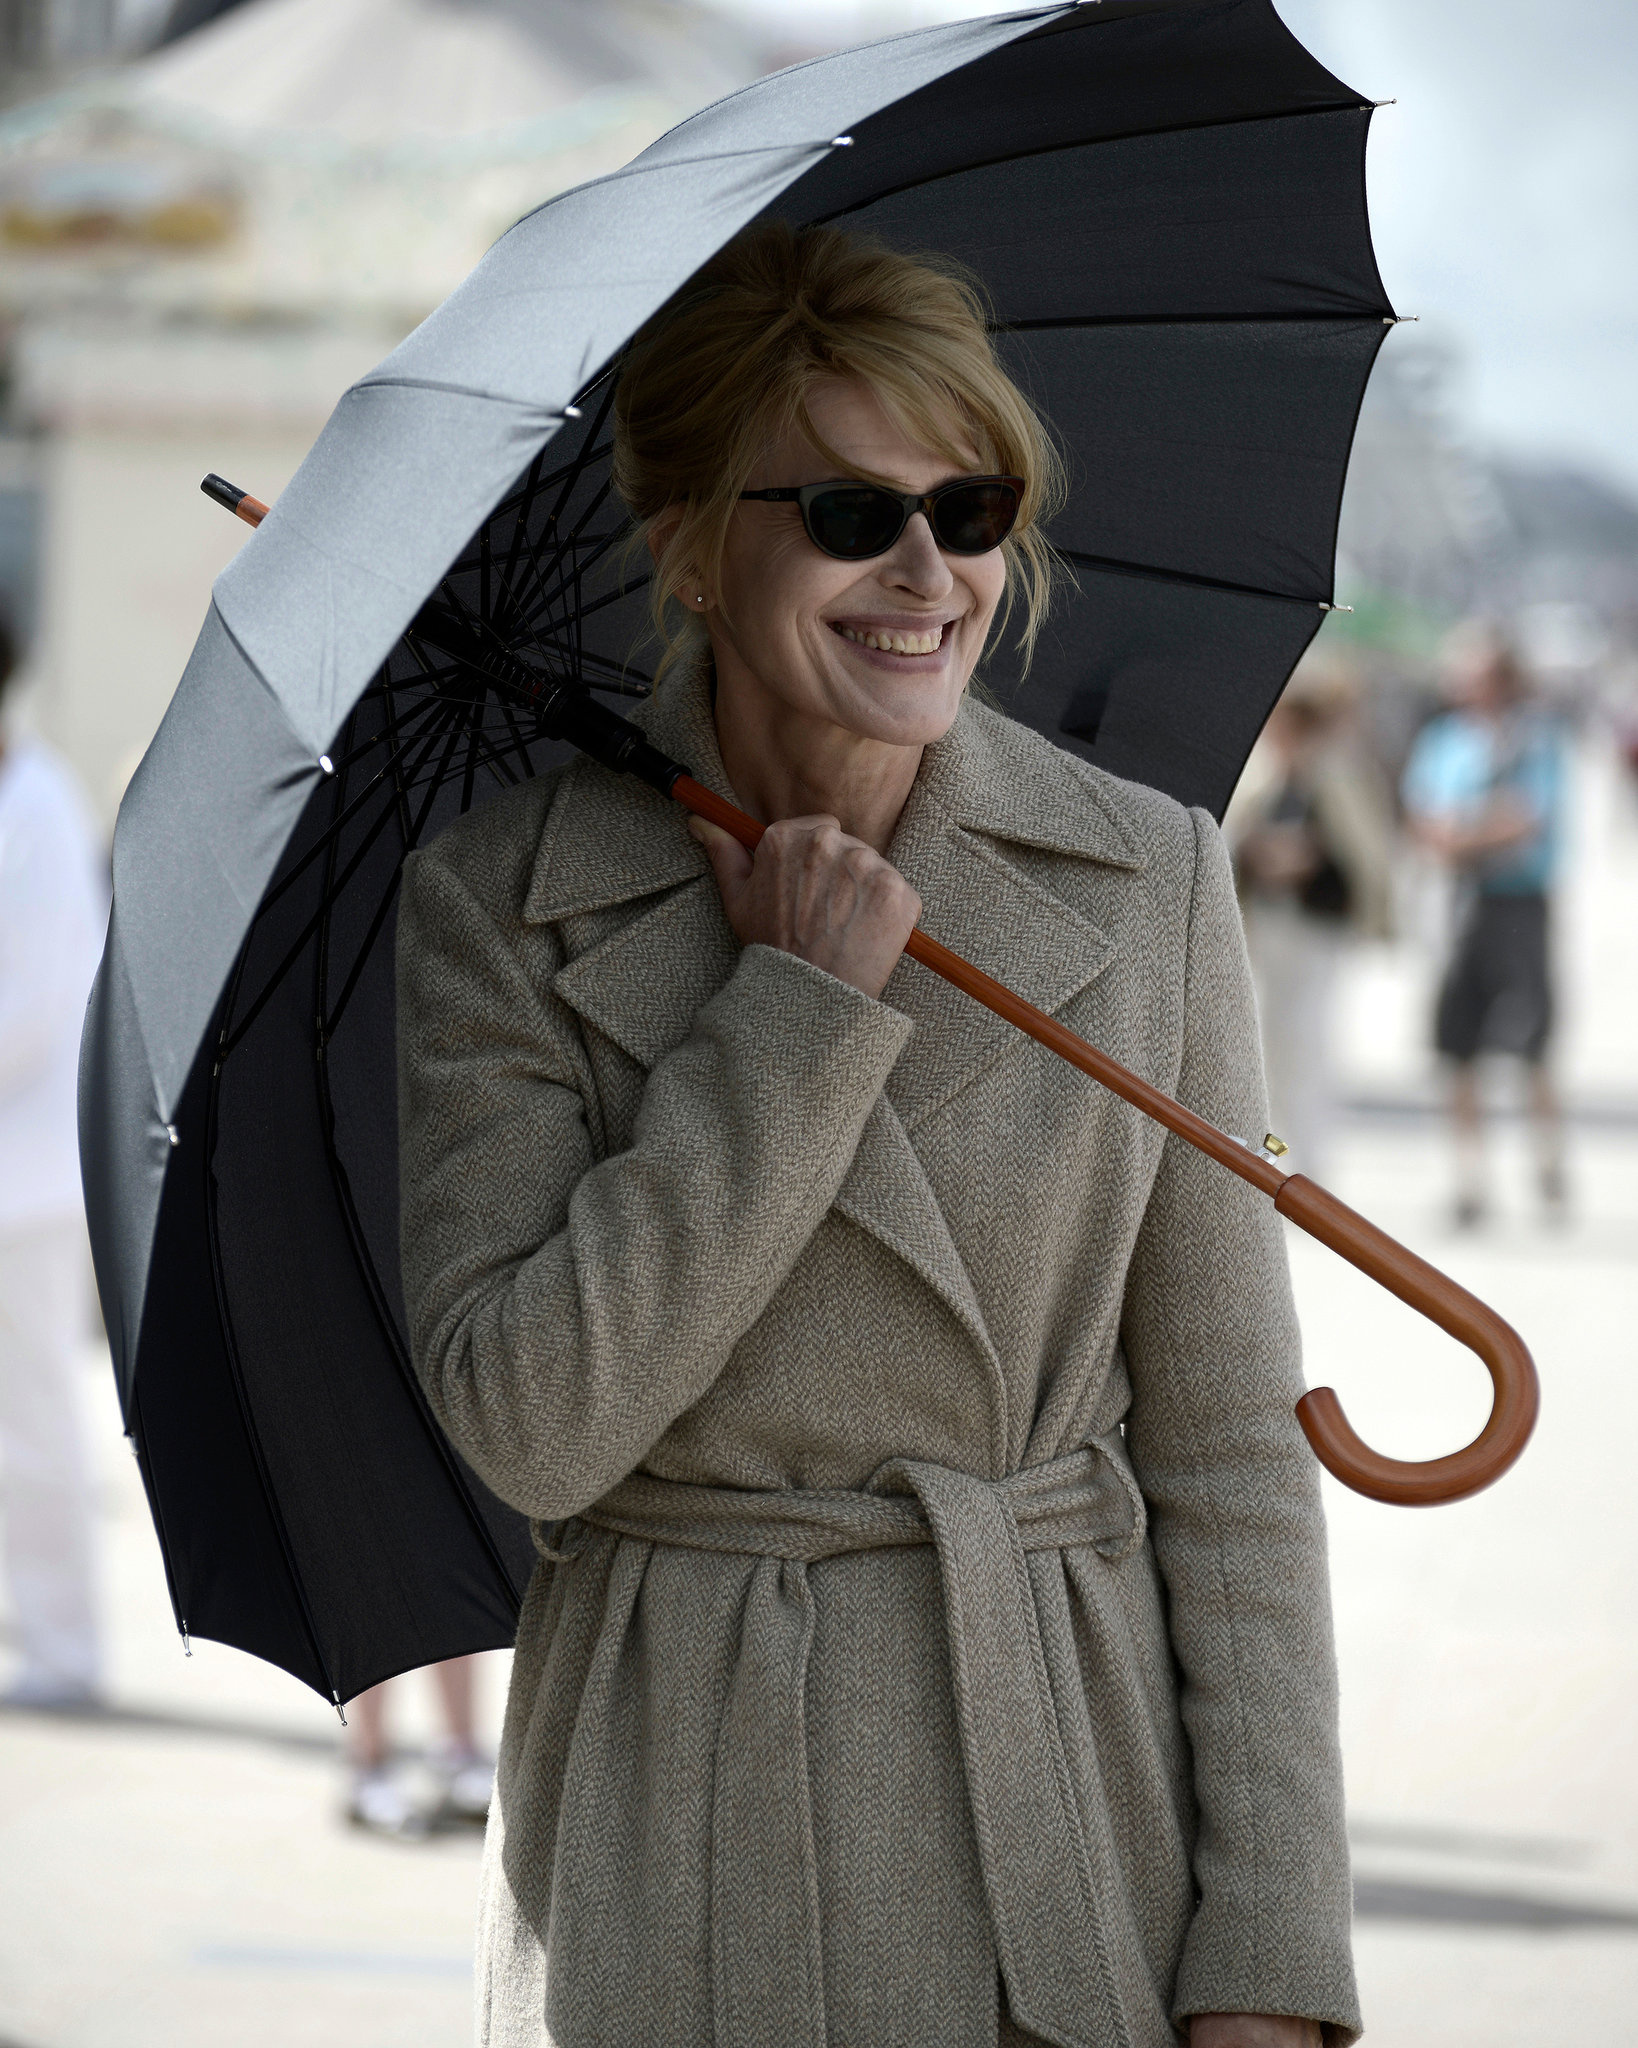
[806, 487, 905, 559]
[933, 483, 1020, 554]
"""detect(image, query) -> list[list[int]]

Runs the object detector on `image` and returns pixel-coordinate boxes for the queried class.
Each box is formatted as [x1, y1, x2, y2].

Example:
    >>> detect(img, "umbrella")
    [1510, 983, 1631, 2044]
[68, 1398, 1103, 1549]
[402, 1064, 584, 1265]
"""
[82, 0, 1534, 1709]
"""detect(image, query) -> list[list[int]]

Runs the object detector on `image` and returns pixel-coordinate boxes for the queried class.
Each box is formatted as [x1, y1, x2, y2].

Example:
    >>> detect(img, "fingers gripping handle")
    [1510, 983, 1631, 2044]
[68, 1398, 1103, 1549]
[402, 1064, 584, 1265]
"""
[1276, 1176, 1539, 1505]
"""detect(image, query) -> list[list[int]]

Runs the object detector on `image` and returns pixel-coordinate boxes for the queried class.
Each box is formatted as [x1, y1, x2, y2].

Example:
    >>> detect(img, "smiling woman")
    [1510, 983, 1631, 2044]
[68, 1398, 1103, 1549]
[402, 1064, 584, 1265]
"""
[394, 221, 1357, 2048]
[614, 221, 1063, 690]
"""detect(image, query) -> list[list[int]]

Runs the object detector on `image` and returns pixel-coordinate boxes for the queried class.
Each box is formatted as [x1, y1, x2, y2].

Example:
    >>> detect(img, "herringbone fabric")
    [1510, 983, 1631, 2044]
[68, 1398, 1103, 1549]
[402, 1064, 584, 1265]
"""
[396, 669, 1361, 2048]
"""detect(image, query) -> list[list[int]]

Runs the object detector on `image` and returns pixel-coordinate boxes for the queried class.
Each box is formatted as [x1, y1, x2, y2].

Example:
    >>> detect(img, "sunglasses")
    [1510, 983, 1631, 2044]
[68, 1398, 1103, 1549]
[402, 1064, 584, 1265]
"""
[737, 473, 1025, 561]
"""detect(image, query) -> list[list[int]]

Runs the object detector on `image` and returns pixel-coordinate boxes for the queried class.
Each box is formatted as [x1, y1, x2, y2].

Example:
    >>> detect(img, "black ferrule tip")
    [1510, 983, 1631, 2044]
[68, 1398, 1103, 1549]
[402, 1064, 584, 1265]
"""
[201, 473, 247, 516]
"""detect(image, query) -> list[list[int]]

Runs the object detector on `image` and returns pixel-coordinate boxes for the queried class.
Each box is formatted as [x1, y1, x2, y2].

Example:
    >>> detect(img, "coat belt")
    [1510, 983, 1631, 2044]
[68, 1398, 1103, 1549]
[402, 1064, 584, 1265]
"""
[576, 1441, 1150, 2048]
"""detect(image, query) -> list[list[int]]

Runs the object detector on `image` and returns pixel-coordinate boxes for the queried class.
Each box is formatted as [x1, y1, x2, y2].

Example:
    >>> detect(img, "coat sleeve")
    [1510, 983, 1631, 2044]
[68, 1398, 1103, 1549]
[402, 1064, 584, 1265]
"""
[1118, 809, 1360, 2044]
[396, 847, 914, 1522]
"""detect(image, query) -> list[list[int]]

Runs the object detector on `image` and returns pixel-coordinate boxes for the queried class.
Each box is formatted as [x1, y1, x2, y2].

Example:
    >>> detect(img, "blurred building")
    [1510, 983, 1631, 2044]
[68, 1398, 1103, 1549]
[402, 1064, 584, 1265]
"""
[1328, 333, 1638, 774]
[0, 0, 789, 823]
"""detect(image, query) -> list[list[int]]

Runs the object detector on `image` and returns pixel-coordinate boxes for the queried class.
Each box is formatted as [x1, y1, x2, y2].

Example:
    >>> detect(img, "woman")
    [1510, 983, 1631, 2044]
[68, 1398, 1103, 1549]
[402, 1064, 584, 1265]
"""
[397, 224, 1359, 2048]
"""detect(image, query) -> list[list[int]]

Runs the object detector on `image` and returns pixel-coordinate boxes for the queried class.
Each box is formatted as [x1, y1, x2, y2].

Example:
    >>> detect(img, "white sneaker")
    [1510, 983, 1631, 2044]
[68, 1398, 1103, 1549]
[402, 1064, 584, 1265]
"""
[346, 1765, 430, 1839]
[429, 1740, 494, 1825]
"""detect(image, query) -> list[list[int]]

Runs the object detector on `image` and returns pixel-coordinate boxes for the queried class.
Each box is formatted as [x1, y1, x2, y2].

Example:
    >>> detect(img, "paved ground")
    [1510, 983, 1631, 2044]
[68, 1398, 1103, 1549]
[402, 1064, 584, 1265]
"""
[2, 744, 1634, 2046]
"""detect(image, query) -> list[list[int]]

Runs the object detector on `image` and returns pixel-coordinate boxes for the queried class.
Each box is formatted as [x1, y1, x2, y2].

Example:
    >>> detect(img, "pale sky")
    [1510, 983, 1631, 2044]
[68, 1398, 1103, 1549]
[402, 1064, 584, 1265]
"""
[726, 0, 1638, 496]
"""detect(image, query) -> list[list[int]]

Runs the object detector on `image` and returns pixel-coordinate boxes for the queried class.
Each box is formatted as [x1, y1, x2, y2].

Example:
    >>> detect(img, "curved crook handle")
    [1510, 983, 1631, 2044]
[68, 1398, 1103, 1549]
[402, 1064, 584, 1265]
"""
[1275, 1175, 1539, 1505]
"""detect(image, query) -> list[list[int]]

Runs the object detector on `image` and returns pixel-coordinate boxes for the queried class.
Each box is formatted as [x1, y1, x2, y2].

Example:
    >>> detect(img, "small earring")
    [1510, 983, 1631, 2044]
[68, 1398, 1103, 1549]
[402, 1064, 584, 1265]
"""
[694, 593, 705, 606]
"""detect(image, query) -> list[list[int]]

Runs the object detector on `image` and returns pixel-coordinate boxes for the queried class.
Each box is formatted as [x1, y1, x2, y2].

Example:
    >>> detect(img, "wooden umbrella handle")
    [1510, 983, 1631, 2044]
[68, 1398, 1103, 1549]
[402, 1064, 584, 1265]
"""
[1274, 1176, 1539, 1505]
[674, 776, 1539, 1507]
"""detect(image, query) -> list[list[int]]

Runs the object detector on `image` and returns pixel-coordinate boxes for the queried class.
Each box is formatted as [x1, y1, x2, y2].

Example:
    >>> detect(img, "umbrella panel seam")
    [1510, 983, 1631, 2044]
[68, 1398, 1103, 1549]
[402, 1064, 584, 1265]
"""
[808, 95, 1378, 239]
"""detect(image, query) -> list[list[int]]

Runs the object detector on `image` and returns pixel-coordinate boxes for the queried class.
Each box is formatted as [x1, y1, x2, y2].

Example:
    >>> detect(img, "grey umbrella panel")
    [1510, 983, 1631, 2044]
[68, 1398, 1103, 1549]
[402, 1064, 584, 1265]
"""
[81, 0, 1393, 1700]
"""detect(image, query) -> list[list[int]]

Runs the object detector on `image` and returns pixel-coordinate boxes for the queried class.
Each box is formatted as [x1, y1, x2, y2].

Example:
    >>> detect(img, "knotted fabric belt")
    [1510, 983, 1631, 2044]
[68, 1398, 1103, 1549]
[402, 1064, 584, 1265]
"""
[576, 1440, 1150, 2048]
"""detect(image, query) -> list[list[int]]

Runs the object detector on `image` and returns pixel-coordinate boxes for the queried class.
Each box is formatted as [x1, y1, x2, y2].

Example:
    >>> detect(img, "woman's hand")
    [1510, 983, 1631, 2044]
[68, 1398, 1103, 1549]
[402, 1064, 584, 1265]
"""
[689, 813, 921, 1000]
[1190, 2016, 1323, 2047]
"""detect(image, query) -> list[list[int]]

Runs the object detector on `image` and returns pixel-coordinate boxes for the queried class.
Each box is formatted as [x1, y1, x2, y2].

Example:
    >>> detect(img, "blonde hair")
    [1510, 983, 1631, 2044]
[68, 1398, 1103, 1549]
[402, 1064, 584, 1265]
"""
[612, 219, 1064, 685]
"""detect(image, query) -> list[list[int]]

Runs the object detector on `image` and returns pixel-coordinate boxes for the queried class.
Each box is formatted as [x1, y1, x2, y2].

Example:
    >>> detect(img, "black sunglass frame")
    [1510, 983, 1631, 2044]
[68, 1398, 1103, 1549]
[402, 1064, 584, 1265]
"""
[737, 473, 1025, 560]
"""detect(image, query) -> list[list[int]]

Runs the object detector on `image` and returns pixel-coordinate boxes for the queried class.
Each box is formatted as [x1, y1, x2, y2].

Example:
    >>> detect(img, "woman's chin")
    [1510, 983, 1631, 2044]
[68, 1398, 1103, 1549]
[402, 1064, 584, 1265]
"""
[818, 657, 968, 747]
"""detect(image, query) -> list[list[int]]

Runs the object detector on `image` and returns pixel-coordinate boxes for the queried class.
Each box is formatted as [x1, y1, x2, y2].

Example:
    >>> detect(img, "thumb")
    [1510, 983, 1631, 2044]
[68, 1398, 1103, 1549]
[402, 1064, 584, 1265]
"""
[688, 813, 755, 905]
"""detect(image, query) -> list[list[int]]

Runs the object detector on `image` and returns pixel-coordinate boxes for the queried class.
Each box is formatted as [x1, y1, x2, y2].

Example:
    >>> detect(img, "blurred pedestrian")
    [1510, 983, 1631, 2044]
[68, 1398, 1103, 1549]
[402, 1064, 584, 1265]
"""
[0, 617, 109, 1709]
[345, 1654, 493, 1838]
[1227, 653, 1394, 1184]
[1402, 623, 1568, 1228]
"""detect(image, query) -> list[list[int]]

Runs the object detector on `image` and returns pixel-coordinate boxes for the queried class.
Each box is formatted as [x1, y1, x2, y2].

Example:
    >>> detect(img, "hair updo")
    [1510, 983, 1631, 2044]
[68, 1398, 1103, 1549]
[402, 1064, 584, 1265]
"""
[612, 219, 1064, 682]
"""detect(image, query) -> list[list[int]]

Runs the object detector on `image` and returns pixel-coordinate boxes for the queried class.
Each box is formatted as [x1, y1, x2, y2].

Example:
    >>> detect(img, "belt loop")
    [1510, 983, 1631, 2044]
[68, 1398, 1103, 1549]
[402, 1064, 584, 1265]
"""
[532, 1516, 586, 1564]
[1087, 1431, 1147, 1562]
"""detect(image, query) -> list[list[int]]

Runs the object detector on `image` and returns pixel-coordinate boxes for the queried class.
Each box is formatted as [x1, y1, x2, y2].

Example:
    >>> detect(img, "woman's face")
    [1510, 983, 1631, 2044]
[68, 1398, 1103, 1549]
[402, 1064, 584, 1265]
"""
[706, 375, 1009, 750]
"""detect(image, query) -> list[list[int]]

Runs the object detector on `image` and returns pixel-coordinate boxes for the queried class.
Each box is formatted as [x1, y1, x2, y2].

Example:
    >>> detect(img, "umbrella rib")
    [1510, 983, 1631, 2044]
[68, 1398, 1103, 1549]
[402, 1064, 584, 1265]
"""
[377, 671, 417, 849]
[518, 516, 638, 634]
[220, 707, 468, 1061]
[250, 693, 454, 916]
[489, 696, 541, 787]
[442, 438, 616, 576]
[1055, 546, 1329, 607]
[506, 137, 854, 241]
[318, 869, 404, 1045]
[808, 96, 1376, 232]
[506, 481, 627, 633]
[512, 512, 630, 626]
[992, 309, 1393, 332]
[491, 441, 557, 637]
[321, 694, 527, 1044]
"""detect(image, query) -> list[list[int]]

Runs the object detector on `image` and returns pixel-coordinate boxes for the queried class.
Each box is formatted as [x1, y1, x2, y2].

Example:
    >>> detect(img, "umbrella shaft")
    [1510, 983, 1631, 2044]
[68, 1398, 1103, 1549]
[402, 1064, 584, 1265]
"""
[668, 774, 1285, 1198]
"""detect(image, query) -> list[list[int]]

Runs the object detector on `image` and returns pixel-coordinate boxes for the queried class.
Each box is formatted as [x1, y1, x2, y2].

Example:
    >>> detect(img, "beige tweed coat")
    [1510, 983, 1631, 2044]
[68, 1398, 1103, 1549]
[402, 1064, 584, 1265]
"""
[396, 668, 1361, 2048]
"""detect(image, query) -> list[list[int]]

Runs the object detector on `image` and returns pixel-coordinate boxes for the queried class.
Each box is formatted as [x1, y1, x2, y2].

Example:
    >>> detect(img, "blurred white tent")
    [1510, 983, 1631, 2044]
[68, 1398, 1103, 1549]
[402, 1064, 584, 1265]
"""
[129, 0, 759, 149]
[0, 0, 778, 820]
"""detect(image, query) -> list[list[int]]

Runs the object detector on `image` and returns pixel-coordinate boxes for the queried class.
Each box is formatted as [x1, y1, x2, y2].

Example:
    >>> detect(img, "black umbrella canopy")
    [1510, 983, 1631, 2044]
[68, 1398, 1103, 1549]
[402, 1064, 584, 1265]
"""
[84, 0, 1395, 1704]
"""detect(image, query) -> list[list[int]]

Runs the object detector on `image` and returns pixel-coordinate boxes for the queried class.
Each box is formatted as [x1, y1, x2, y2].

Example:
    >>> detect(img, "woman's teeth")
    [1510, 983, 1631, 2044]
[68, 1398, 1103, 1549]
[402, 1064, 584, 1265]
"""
[837, 623, 944, 656]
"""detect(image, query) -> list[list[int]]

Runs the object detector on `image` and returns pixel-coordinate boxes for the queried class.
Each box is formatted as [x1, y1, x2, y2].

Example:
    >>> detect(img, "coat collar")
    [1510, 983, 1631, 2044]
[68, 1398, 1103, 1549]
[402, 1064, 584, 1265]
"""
[908, 691, 1144, 874]
[523, 669, 1143, 928]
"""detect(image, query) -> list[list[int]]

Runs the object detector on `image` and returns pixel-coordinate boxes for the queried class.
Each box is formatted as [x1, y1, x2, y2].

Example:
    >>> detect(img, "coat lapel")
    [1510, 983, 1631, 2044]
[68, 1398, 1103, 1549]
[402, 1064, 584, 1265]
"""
[877, 701, 1142, 1133]
[521, 674, 1143, 1386]
[525, 675, 731, 1070]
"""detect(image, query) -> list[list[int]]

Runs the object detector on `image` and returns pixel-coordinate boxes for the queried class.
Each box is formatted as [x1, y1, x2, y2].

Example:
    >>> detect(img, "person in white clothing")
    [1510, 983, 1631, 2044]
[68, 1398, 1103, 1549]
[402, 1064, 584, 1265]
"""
[0, 625, 109, 1708]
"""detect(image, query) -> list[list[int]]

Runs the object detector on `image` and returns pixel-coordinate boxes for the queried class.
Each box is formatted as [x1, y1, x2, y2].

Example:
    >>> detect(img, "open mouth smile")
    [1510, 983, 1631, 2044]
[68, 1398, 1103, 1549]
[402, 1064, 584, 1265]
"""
[831, 620, 950, 656]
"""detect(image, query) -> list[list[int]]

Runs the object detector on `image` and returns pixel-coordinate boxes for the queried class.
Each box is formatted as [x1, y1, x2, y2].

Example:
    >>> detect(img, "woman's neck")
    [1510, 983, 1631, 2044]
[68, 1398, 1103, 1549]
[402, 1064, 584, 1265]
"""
[711, 667, 924, 855]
